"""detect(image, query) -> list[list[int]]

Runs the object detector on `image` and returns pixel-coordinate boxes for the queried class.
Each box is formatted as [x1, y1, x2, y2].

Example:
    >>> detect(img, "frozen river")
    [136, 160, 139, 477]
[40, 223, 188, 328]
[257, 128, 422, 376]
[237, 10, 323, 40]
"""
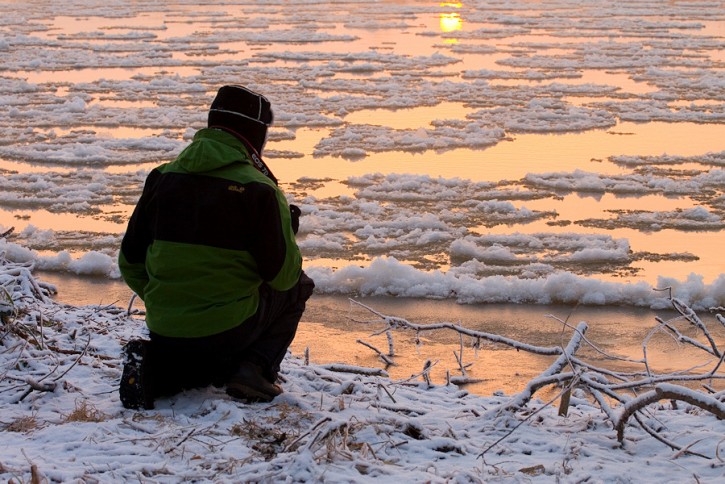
[1, 0, 724, 384]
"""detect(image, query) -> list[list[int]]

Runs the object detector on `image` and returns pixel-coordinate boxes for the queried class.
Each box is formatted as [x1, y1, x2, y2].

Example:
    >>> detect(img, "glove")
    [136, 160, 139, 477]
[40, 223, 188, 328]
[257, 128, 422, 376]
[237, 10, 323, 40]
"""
[289, 204, 301, 234]
[297, 271, 315, 302]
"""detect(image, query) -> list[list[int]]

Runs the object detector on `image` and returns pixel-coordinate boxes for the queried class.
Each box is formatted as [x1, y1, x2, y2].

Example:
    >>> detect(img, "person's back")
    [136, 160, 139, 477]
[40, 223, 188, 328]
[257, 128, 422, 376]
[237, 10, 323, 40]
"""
[118, 85, 314, 409]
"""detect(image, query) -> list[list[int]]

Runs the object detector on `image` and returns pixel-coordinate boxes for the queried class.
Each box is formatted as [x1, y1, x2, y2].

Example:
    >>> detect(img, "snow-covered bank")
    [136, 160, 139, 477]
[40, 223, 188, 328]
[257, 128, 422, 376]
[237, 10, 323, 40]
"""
[0, 236, 121, 278]
[1, 241, 724, 483]
[306, 257, 725, 310]
[2, 235, 723, 311]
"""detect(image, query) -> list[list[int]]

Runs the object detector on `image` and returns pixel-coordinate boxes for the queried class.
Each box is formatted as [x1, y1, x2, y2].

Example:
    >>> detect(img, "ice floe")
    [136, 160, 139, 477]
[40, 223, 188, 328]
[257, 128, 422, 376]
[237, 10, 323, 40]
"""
[0, 0, 722, 308]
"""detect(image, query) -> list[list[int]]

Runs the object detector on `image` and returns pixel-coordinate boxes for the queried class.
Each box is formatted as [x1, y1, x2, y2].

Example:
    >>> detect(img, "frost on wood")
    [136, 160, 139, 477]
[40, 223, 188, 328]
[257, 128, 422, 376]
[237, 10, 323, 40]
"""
[350, 298, 725, 454]
[0, 251, 131, 404]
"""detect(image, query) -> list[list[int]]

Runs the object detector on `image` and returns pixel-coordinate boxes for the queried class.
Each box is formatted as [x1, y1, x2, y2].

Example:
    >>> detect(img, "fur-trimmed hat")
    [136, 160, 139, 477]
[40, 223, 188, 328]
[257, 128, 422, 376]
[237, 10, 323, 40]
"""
[208, 85, 274, 154]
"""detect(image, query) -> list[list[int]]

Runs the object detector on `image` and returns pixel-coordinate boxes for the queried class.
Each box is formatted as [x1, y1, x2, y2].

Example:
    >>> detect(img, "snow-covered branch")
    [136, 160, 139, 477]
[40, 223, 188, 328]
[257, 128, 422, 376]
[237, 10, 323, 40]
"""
[616, 383, 725, 442]
[350, 296, 725, 454]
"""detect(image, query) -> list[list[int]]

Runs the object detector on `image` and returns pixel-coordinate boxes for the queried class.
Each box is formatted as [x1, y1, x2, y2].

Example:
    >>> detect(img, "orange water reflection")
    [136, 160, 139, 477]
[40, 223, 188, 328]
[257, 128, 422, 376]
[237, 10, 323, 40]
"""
[54, 126, 163, 138]
[292, 295, 725, 395]
[39, 276, 724, 396]
[270, 121, 725, 183]
[4, 209, 126, 234]
[344, 101, 476, 129]
[5, 67, 194, 84]
[43, 15, 165, 38]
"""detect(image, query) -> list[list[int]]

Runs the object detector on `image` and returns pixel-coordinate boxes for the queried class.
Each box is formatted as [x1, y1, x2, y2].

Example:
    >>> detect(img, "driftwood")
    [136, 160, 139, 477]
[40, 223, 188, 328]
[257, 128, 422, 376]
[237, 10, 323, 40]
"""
[350, 297, 725, 455]
[615, 383, 725, 441]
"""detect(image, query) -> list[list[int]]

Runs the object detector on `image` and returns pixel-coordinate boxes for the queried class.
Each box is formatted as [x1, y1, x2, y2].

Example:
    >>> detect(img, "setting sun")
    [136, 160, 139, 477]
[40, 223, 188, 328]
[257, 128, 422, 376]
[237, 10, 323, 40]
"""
[440, 12, 462, 33]
[440, 2, 463, 33]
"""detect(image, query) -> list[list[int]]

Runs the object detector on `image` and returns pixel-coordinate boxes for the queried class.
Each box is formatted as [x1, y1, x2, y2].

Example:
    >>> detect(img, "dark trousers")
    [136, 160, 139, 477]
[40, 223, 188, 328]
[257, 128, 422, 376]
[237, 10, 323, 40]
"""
[147, 272, 314, 396]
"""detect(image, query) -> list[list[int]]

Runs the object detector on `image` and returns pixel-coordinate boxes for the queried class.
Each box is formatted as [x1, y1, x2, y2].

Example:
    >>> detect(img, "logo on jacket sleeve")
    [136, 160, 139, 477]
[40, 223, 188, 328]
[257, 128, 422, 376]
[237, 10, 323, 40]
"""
[228, 185, 245, 194]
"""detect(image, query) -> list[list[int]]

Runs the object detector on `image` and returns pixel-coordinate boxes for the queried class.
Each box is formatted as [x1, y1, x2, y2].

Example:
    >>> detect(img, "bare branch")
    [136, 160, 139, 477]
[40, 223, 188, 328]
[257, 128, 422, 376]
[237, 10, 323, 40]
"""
[546, 313, 639, 364]
[633, 413, 711, 459]
[350, 298, 563, 355]
[385, 329, 394, 357]
[671, 298, 721, 358]
[356, 339, 395, 366]
[126, 293, 139, 317]
[492, 322, 587, 413]
[659, 317, 718, 357]
[616, 383, 725, 442]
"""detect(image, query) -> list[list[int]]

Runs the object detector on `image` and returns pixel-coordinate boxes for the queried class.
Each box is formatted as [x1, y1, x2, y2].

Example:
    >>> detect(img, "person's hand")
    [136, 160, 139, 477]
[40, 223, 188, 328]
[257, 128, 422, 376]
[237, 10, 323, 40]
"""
[289, 204, 301, 234]
[298, 271, 315, 301]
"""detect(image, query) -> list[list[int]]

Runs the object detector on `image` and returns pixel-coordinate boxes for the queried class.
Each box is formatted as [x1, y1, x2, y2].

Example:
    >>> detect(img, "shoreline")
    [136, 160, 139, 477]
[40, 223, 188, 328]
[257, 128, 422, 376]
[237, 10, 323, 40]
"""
[40, 271, 721, 397]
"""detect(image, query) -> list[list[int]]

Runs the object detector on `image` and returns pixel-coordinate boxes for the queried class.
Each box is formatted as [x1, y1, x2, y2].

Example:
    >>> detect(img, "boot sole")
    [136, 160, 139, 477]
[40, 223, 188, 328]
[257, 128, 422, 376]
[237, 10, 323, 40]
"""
[226, 382, 279, 403]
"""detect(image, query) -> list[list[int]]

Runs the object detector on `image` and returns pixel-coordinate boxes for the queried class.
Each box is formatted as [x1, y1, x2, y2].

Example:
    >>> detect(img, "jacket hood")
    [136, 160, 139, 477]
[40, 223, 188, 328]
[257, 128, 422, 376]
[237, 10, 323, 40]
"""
[174, 128, 250, 174]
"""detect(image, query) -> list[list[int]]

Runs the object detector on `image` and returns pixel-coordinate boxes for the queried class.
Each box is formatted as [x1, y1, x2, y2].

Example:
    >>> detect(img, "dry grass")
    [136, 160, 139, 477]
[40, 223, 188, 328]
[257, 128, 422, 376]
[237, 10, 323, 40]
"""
[63, 400, 108, 423]
[4, 415, 39, 433]
[229, 403, 315, 460]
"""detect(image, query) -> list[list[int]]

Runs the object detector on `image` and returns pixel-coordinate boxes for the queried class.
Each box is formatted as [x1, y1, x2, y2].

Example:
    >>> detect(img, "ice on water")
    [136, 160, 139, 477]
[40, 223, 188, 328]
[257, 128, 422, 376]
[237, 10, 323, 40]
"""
[0, 0, 723, 309]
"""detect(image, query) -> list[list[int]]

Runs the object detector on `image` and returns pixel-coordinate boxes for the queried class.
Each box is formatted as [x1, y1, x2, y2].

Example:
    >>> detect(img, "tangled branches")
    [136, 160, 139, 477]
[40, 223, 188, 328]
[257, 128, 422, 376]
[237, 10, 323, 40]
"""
[350, 297, 725, 456]
[0, 250, 123, 404]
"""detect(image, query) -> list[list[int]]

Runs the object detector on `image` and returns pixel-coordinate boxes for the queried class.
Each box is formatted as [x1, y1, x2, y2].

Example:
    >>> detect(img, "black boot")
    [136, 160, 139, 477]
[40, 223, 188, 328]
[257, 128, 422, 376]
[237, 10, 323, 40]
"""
[226, 361, 282, 403]
[119, 339, 155, 410]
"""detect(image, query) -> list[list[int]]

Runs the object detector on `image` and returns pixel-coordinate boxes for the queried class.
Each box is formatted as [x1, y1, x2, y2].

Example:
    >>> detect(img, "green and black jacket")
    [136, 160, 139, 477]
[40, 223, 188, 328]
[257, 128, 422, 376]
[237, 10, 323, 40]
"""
[119, 128, 302, 338]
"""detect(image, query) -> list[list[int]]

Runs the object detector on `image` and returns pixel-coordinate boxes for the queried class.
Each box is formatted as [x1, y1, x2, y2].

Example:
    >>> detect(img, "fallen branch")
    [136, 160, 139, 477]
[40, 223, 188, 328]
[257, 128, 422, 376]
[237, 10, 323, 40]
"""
[350, 299, 564, 356]
[493, 322, 587, 414]
[671, 298, 721, 358]
[616, 383, 725, 442]
[319, 364, 388, 377]
[356, 339, 395, 366]
[350, 295, 724, 455]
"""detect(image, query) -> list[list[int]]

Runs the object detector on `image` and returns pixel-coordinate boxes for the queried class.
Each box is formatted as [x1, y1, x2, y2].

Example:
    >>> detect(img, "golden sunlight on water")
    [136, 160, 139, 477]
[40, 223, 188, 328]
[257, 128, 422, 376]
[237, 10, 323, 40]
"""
[4, 67, 176, 84]
[40, 273, 724, 396]
[271, 121, 725, 183]
[9, 210, 123, 234]
[439, 7, 463, 35]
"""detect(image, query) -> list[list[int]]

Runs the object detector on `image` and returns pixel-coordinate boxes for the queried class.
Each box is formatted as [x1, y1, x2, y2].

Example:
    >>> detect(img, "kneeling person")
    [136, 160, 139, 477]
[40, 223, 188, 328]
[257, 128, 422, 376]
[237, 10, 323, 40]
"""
[118, 85, 314, 409]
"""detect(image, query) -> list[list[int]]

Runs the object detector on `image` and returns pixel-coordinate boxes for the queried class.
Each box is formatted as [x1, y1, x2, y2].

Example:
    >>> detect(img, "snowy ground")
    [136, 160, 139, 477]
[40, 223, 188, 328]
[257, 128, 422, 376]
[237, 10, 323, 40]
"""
[1, 253, 724, 483]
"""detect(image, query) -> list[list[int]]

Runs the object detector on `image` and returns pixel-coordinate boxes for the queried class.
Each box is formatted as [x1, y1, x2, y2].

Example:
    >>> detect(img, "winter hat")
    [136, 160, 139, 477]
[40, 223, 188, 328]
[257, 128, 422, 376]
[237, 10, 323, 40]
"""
[208, 85, 274, 154]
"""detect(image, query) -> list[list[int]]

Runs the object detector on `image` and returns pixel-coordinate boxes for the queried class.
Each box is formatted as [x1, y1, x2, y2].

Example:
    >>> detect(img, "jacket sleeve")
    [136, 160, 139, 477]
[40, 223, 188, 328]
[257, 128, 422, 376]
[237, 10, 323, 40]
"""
[248, 184, 302, 291]
[118, 170, 159, 299]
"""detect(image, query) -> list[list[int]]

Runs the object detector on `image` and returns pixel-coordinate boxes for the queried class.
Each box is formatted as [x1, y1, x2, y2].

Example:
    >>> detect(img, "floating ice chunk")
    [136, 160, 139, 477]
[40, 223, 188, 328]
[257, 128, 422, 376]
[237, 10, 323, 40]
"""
[579, 205, 723, 232]
[463, 69, 582, 80]
[566, 247, 630, 263]
[610, 151, 725, 167]
[450, 240, 526, 264]
[314, 123, 505, 157]
[63, 97, 86, 114]
[67, 251, 119, 277]
[655, 273, 725, 310]
[0, 240, 119, 278]
[297, 234, 347, 252]
[340, 148, 367, 160]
